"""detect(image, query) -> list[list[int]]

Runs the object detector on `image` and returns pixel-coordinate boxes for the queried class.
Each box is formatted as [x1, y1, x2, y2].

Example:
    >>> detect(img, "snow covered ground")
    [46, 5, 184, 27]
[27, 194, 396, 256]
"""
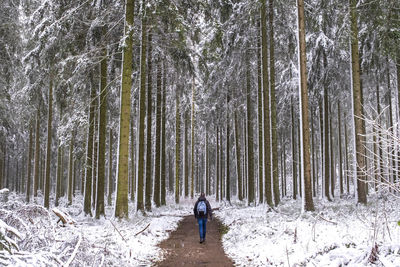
[0, 193, 194, 266]
[1, 192, 399, 266]
[215, 194, 400, 267]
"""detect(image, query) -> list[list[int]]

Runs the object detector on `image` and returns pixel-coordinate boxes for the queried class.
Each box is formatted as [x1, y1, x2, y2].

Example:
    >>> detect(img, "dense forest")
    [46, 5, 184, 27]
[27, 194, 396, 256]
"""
[0, 0, 399, 218]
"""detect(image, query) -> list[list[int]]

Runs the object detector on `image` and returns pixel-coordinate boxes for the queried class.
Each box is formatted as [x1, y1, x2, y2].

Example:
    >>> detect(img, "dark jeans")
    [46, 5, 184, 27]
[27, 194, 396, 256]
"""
[197, 217, 207, 240]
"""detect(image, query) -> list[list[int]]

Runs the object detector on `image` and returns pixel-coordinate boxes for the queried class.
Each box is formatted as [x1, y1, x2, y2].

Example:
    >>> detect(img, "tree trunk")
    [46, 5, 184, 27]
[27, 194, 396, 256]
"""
[44, 76, 53, 209]
[160, 62, 167, 206]
[190, 77, 195, 198]
[291, 97, 297, 199]
[338, 102, 344, 196]
[145, 30, 153, 212]
[68, 132, 75, 206]
[34, 107, 40, 197]
[257, 18, 264, 204]
[323, 51, 331, 201]
[108, 129, 113, 206]
[136, 2, 147, 212]
[234, 112, 243, 201]
[184, 112, 189, 197]
[226, 94, 230, 202]
[130, 118, 135, 201]
[269, 0, 280, 206]
[311, 108, 316, 197]
[349, 0, 367, 204]
[329, 104, 334, 198]
[84, 73, 96, 216]
[261, 0, 272, 207]
[26, 123, 33, 203]
[95, 43, 107, 218]
[246, 51, 255, 205]
[115, 0, 135, 218]
[175, 93, 181, 204]
[216, 127, 220, 201]
[154, 58, 162, 206]
[297, 0, 314, 211]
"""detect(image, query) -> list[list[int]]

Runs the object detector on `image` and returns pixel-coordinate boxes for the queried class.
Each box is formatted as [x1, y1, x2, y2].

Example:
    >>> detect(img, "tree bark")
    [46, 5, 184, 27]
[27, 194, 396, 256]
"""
[68, 132, 75, 206]
[175, 92, 181, 204]
[269, 0, 279, 206]
[246, 51, 255, 205]
[338, 102, 344, 196]
[234, 112, 243, 201]
[160, 62, 167, 206]
[34, 107, 40, 197]
[44, 76, 53, 209]
[216, 127, 220, 201]
[96, 42, 107, 218]
[26, 123, 33, 203]
[226, 94, 230, 202]
[108, 129, 113, 206]
[154, 58, 162, 206]
[115, 0, 135, 218]
[145, 30, 153, 212]
[291, 97, 297, 199]
[349, 0, 367, 204]
[323, 51, 331, 201]
[297, 0, 314, 211]
[257, 17, 264, 204]
[261, 0, 272, 207]
[190, 77, 195, 198]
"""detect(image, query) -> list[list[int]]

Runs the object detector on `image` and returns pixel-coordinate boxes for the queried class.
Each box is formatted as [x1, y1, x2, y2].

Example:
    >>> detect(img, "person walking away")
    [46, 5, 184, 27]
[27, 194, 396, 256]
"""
[193, 193, 212, 243]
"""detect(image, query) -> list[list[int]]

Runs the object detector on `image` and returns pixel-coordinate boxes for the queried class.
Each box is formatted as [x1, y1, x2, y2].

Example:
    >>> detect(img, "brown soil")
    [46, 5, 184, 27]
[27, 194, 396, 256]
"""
[156, 215, 234, 267]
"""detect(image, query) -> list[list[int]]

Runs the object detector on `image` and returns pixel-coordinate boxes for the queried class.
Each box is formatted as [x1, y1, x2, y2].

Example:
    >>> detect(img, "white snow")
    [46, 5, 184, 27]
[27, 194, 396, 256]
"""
[215, 195, 400, 266]
[1, 191, 399, 266]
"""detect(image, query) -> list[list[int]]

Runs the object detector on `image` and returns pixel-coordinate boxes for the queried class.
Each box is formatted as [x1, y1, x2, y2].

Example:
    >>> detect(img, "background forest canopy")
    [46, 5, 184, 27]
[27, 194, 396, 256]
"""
[0, 0, 399, 219]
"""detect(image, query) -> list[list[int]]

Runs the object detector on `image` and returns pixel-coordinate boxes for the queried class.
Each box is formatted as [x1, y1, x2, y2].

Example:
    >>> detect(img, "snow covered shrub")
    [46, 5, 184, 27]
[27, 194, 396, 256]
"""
[0, 218, 21, 253]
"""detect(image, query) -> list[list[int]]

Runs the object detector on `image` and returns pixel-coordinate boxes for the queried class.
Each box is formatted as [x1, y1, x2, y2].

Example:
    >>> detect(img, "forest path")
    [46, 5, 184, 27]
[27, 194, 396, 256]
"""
[156, 215, 234, 267]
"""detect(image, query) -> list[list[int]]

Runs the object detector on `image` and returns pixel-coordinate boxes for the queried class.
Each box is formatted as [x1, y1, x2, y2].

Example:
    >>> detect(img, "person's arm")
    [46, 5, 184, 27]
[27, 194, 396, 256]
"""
[206, 201, 212, 219]
[193, 201, 198, 218]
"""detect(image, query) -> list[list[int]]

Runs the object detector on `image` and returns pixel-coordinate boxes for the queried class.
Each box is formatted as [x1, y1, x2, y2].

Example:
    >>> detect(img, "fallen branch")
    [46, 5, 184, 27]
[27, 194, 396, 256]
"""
[52, 208, 75, 226]
[317, 214, 338, 225]
[109, 220, 127, 242]
[134, 223, 150, 237]
[64, 233, 82, 267]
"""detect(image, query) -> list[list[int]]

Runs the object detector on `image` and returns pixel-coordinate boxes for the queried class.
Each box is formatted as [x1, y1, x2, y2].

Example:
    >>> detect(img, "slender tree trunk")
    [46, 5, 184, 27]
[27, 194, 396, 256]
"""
[160, 62, 166, 206]
[154, 58, 162, 206]
[226, 94, 230, 202]
[311, 108, 316, 197]
[34, 107, 40, 197]
[115, 0, 135, 218]
[257, 18, 264, 204]
[26, 124, 33, 202]
[234, 112, 243, 201]
[261, 0, 272, 207]
[136, 2, 147, 212]
[96, 43, 107, 218]
[291, 98, 297, 199]
[298, 120, 302, 198]
[145, 30, 153, 212]
[205, 129, 209, 195]
[130, 119, 135, 201]
[269, 0, 279, 206]
[349, 0, 367, 204]
[216, 127, 220, 201]
[175, 93, 181, 204]
[68, 132, 75, 205]
[297, 0, 314, 211]
[329, 104, 335, 198]
[246, 51, 255, 205]
[338, 102, 344, 196]
[84, 73, 96, 216]
[184, 112, 189, 197]
[319, 101, 324, 197]
[190, 78, 195, 198]
[323, 52, 331, 201]
[108, 129, 113, 206]
[92, 114, 98, 209]
[44, 76, 53, 209]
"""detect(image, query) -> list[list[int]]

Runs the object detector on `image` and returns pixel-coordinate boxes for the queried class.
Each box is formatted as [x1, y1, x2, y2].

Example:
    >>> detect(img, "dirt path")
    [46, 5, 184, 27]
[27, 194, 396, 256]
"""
[157, 215, 234, 267]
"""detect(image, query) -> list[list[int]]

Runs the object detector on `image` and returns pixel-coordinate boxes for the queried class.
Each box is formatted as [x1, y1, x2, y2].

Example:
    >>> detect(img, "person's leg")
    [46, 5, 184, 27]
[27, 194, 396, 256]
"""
[203, 218, 207, 240]
[197, 218, 204, 242]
